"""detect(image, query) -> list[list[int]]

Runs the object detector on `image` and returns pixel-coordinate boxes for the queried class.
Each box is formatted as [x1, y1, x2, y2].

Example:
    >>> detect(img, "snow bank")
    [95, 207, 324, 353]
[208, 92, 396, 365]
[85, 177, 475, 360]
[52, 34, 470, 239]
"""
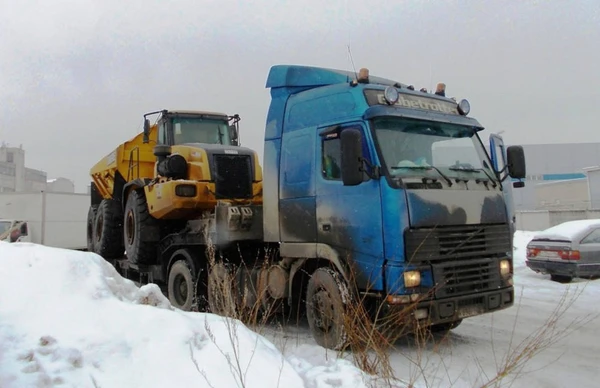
[0, 242, 374, 388]
[529, 219, 600, 241]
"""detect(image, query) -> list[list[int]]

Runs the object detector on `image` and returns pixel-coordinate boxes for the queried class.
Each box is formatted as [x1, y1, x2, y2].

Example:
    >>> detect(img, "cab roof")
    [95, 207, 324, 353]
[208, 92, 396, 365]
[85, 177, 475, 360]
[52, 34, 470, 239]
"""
[265, 64, 410, 89]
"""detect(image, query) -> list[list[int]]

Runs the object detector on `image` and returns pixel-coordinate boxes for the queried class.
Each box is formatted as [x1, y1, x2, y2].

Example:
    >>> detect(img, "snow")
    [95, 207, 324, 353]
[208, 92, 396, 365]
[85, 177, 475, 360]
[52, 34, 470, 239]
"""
[0, 242, 375, 388]
[530, 219, 600, 241]
[2, 228, 599, 388]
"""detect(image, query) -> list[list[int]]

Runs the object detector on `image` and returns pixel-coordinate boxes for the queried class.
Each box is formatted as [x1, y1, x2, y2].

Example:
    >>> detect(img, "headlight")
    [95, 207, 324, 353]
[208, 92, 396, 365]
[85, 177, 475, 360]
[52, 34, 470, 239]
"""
[500, 259, 511, 276]
[175, 184, 197, 197]
[458, 99, 470, 115]
[404, 270, 421, 288]
[384, 86, 399, 105]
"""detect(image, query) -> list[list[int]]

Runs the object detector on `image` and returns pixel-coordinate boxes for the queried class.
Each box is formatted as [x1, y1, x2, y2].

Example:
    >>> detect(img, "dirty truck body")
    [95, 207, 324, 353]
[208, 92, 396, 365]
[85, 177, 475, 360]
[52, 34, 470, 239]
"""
[88, 65, 526, 350]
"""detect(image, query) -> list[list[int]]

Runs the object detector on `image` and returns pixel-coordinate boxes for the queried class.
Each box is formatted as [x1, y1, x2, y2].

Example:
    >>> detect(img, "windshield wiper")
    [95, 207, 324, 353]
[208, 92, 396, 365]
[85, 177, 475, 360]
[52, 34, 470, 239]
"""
[392, 165, 453, 187]
[449, 166, 498, 188]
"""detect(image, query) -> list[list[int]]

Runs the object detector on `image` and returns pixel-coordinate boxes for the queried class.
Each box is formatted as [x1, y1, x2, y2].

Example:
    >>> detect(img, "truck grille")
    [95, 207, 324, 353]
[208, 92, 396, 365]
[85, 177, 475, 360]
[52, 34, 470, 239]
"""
[433, 258, 501, 298]
[213, 154, 253, 199]
[405, 224, 511, 263]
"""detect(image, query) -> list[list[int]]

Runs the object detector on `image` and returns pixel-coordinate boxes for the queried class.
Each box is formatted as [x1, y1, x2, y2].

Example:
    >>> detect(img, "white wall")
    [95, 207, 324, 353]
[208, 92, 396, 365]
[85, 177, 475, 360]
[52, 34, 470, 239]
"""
[588, 169, 600, 209]
[47, 178, 75, 193]
[516, 209, 600, 231]
[534, 179, 589, 210]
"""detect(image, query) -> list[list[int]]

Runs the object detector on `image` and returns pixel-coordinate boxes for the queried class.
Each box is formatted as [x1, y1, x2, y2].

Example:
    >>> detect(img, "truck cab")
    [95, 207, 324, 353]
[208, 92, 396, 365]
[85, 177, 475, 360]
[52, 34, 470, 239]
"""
[262, 65, 526, 347]
[0, 219, 29, 243]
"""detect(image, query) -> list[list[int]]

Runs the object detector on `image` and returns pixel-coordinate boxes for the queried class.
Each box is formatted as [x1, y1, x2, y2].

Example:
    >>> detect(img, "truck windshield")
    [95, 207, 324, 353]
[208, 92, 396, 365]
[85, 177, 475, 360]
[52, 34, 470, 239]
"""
[0, 221, 12, 235]
[372, 117, 496, 183]
[172, 118, 231, 146]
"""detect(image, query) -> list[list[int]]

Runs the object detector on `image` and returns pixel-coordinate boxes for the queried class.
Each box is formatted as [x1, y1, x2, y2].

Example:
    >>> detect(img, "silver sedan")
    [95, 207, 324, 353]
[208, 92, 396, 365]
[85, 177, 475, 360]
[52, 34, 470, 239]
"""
[525, 219, 600, 283]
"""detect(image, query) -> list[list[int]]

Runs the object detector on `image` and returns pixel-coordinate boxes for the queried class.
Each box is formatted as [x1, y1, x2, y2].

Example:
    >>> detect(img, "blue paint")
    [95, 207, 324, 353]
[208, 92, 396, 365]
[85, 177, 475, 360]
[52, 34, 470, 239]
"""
[315, 121, 385, 291]
[542, 173, 586, 180]
[264, 64, 519, 299]
[385, 264, 434, 295]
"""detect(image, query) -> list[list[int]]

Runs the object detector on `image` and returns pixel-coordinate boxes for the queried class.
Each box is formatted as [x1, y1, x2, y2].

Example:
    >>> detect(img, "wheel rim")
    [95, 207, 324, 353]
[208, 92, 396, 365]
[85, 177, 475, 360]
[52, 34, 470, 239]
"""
[311, 288, 336, 334]
[125, 210, 135, 246]
[173, 274, 188, 306]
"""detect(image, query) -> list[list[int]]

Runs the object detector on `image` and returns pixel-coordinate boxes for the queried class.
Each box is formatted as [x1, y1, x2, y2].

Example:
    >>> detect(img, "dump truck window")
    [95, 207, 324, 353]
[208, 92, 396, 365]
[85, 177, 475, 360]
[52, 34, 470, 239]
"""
[172, 118, 231, 145]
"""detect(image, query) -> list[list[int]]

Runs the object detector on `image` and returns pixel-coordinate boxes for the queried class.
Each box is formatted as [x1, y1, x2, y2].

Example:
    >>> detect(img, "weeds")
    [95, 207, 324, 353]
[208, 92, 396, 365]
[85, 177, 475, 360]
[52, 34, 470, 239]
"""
[190, 229, 595, 388]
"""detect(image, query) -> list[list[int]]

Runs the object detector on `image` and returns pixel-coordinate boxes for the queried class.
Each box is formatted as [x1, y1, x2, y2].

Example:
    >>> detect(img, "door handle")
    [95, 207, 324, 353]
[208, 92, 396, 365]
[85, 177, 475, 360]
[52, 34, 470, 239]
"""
[321, 224, 331, 232]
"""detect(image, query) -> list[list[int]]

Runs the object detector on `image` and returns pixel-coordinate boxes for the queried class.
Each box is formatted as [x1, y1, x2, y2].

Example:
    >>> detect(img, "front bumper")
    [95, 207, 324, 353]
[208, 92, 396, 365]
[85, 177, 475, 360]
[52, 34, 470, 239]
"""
[381, 287, 514, 330]
[526, 259, 600, 278]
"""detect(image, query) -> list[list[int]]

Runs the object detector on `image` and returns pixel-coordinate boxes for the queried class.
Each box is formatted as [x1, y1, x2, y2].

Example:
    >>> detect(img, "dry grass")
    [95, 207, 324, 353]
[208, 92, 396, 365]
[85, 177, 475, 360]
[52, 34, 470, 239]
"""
[191, 233, 596, 388]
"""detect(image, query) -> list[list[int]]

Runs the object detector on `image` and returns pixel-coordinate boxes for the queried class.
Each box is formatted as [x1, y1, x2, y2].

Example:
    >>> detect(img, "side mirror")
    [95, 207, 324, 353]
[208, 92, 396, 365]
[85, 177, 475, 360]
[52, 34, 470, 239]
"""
[229, 125, 239, 146]
[20, 222, 28, 236]
[340, 128, 363, 186]
[506, 145, 526, 179]
[143, 119, 151, 144]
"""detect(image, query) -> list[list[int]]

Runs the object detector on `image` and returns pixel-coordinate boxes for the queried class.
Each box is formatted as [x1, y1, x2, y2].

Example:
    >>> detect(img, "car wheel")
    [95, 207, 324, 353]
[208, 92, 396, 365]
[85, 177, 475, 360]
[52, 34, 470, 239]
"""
[550, 274, 573, 283]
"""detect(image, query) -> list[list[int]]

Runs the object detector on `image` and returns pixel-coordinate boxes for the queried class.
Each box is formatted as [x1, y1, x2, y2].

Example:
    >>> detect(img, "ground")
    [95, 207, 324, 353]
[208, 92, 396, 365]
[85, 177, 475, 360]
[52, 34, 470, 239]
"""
[0, 231, 597, 387]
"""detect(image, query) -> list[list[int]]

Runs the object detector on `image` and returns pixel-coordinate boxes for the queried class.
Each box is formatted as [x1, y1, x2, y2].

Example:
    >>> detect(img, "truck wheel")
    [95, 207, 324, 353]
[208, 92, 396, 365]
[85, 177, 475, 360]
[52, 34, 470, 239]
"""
[93, 199, 124, 259]
[168, 260, 196, 311]
[208, 262, 237, 317]
[123, 189, 160, 265]
[87, 205, 98, 253]
[305, 267, 351, 350]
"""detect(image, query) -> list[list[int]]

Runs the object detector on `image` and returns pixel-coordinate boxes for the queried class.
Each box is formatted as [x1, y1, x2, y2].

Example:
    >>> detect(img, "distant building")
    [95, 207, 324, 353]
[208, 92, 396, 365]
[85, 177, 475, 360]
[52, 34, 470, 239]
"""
[437, 142, 600, 211]
[47, 177, 75, 193]
[0, 144, 47, 193]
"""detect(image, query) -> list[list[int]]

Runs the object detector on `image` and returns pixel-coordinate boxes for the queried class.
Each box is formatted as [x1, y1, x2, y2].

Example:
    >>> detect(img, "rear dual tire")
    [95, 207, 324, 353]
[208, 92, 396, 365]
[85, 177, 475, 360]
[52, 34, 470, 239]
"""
[91, 199, 124, 259]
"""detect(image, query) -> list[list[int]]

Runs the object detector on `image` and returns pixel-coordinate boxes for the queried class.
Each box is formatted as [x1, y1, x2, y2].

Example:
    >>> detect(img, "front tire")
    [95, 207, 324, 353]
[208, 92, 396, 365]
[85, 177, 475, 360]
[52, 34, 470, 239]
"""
[305, 267, 351, 350]
[123, 189, 160, 265]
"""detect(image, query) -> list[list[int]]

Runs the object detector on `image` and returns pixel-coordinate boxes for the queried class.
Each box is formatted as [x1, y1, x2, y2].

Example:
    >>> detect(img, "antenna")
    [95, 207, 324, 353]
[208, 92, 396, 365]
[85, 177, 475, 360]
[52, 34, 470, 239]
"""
[347, 45, 358, 80]
[429, 62, 433, 93]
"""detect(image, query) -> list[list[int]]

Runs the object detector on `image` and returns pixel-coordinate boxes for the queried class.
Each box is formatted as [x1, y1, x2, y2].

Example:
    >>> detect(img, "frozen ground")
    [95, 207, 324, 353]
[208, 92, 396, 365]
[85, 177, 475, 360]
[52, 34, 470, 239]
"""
[1, 231, 598, 387]
[0, 243, 375, 388]
[262, 231, 600, 388]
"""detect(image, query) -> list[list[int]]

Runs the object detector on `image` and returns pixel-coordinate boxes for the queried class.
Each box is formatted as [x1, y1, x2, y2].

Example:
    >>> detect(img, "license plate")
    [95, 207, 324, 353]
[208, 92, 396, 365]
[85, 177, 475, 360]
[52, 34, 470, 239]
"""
[457, 305, 485, 319]
[537, 250, 560, 259]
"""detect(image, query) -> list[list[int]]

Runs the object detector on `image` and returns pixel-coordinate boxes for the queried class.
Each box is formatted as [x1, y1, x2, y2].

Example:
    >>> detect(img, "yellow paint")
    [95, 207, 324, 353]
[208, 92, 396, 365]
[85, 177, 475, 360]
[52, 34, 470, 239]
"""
[90, 118, 263, 221]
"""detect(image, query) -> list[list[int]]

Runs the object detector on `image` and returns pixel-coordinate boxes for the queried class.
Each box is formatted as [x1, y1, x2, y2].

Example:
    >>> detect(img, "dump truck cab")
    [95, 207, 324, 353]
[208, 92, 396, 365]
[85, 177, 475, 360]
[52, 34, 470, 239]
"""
[145, 109, 240, 147]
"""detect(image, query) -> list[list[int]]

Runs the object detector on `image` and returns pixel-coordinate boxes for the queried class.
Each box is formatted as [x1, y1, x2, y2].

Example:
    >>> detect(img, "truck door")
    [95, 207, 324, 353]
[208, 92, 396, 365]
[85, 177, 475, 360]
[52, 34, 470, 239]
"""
[489, 134, 516, 232]
[316, 123, 384, 291]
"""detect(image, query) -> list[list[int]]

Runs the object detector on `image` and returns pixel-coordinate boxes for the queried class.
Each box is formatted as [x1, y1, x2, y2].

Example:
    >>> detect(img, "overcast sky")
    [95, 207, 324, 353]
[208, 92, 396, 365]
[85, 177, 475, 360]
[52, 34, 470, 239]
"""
[1, 0, 599, 192]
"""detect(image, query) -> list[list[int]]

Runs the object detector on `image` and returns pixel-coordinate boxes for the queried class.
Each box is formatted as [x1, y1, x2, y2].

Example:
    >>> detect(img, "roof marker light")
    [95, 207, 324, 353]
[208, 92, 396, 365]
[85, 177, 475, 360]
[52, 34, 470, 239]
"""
[357, 68, 370, 83]
[458, 99, 471, 115]
[435, 82, 446, 97]
[383, 86, 399, 105]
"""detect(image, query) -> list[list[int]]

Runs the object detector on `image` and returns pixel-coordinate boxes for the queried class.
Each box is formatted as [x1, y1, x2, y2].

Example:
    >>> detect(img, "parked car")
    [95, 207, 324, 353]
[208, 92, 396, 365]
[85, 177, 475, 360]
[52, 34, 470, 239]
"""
[525, 219, 600, 283]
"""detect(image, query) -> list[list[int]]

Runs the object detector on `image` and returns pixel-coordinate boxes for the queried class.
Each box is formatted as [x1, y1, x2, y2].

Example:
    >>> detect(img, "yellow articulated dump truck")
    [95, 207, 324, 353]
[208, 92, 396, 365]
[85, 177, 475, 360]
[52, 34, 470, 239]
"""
[88, 109, 264, 311]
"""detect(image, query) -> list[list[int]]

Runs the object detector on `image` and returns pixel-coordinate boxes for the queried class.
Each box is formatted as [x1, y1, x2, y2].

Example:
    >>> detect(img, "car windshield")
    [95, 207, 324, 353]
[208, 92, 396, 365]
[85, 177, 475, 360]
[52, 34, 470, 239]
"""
[372, 117, 496, 182]
[172, 118, 231, 145]
[0, 221, 12, 235]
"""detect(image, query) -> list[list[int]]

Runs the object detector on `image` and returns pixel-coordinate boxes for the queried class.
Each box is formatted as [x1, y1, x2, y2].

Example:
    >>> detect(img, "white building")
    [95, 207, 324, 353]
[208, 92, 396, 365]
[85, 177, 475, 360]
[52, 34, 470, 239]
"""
[47, 178, 75, 193]
[0, 144, 47, 193]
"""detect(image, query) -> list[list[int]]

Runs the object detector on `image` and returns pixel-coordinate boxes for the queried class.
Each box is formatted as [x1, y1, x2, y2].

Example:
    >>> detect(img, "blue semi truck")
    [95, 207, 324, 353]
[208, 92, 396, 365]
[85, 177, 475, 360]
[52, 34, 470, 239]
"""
[91, 64, 526, 350]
